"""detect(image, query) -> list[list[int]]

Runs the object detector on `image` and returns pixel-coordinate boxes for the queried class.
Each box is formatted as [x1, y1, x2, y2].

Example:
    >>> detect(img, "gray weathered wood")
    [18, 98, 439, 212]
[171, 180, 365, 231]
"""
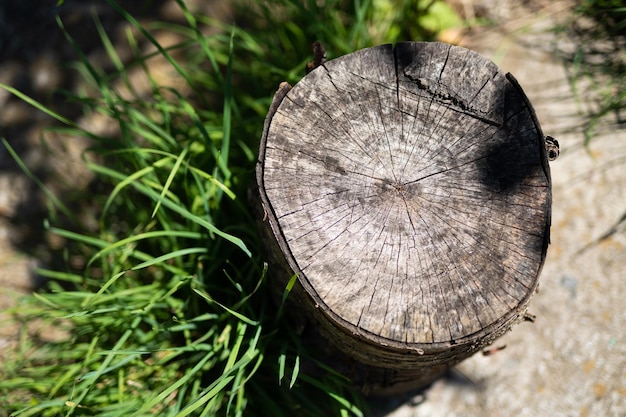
[255, 41, 552, 394]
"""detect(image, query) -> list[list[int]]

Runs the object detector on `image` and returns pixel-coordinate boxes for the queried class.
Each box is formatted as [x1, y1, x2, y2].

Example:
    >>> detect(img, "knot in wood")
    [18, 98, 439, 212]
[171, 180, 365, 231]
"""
[256, 42, 553, 385]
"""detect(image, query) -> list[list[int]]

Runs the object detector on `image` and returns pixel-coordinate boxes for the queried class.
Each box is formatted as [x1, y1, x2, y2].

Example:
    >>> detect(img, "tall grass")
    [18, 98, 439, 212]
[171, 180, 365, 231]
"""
[0, 0, 462, 415]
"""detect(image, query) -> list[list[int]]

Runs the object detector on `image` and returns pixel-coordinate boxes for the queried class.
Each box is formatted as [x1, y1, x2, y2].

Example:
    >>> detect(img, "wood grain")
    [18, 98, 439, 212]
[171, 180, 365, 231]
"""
[255, 41, 551, 392]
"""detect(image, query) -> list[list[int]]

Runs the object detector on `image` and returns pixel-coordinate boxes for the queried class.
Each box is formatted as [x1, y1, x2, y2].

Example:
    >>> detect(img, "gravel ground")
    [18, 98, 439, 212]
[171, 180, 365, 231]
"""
[1, 1, 624, 416]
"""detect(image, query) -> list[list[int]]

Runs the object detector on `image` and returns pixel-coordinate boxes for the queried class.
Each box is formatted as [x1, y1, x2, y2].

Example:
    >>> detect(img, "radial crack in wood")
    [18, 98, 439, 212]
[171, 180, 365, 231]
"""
[255, 41, 552, 394]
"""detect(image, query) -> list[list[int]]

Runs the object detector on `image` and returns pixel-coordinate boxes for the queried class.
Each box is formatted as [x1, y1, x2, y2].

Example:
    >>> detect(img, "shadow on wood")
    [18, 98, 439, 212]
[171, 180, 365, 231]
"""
[254, 41, 552, 395]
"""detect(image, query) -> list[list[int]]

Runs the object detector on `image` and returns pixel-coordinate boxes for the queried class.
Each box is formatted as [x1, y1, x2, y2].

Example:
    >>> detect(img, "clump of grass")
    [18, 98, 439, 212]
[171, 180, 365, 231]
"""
[0, 0, 461, 415]
[556, 0, 626, 142]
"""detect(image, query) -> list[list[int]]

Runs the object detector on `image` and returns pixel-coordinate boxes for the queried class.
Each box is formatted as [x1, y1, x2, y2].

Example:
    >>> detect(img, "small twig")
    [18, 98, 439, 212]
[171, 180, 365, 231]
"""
[575, 210, 626, 255]
[523, 312, 536, 323]
[482, 345, 506, 356]
[306, 41, 327, 73]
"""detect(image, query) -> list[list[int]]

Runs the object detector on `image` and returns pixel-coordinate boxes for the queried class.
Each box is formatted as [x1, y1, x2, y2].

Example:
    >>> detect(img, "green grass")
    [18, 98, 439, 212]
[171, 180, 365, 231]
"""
[558, 0, 626, 143]
[0, 0, 463, 415]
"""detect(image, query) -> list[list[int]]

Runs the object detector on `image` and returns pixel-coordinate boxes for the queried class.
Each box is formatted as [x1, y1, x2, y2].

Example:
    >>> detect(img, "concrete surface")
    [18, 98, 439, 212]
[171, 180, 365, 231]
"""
[1, 1, 624, 416]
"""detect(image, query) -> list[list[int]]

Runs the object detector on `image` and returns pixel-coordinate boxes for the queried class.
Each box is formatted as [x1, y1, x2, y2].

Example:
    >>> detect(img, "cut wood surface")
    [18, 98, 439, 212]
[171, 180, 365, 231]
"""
[255, 41, 552, 391]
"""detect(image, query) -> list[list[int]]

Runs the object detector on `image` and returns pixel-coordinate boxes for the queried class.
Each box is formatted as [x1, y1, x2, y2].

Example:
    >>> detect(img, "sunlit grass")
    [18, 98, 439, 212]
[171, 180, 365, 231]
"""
[557, 0, 626, 142]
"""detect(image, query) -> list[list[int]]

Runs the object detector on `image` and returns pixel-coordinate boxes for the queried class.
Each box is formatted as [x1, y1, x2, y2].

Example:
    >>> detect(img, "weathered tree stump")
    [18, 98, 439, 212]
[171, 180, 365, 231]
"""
[254, 42, 553, 395]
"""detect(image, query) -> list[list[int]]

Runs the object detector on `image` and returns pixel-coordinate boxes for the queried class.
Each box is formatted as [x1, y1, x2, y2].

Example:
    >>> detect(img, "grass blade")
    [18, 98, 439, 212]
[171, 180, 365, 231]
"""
[0, 85, 76, 127]
[152, 144, 189, 218]
[193, 288, 259, 326]
[2, 139, 75, 221]
[87, 162, 251, 256]
[131, 247, 207, 270]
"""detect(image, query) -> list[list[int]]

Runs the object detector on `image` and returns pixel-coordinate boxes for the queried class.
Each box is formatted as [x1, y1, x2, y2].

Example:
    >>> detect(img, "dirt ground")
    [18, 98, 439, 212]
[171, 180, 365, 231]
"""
[1, 1, 624, 416]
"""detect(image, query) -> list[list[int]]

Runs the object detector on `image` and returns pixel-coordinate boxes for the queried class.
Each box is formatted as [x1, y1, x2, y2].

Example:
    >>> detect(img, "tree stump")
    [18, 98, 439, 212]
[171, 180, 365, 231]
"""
[254, 42, 553, 395]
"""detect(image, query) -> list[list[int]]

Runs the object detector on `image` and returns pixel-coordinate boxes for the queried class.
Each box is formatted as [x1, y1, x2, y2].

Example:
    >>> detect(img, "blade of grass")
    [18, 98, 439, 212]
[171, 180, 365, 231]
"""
[193, 288, 258, 326]
[81, 270, 126, 308]
[174, 0, 221, 76]
[131, 247, 207, 270]
[87, 230, 202, 266]
[219, 29, 235, 182]
[99, 157, 174, 219]
[86, 230, 202, 268]
[79, 353, 140, 381]
[298, 374, 364, 417]
[163, 86, 232, 189]
[224, 322, 247, 373]
[46, 225, 192, 277]
[289, 355, 300, 389]
[34, 268, 84, 284]
[87, 162, 251, 256]
[276, 273, 299, 319]
[278, 349, 287, 385]
[11, 399, 69, 417]
[226, 326, 263, 415]
[175, 376, 235, 417]
[202, 327, 262, 416]
[152, 142, 190, 218]
[106, 0, 196, 89]
[0, 85, 76, 127]
[2, 139, 75, 221]
[93, 10, 124, 73]
[134, 350, 216, 414]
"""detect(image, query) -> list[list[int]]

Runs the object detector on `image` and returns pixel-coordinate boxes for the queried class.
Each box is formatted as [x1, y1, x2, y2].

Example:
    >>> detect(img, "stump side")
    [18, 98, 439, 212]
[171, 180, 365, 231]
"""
[255, 41, 552, 391]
